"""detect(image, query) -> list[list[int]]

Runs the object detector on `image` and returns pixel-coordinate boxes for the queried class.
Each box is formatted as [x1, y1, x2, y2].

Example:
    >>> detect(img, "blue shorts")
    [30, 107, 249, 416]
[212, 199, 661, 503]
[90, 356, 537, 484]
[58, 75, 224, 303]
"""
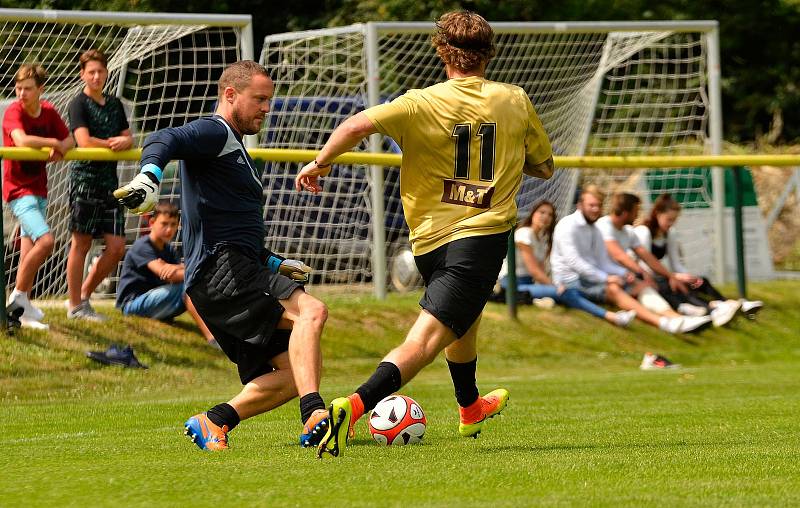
[122, 283, 186, 321]
[9, 195, 50, 241]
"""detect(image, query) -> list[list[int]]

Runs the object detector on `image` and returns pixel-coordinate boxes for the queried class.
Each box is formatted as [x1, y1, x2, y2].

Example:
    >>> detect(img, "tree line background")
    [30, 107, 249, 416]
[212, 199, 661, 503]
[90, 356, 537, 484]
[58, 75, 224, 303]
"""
[2, 0, 797, 144]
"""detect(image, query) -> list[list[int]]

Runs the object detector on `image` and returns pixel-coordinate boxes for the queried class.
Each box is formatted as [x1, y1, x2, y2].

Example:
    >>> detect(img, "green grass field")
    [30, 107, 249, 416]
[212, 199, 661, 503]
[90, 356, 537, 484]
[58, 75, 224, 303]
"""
[2, 281, 799, 506]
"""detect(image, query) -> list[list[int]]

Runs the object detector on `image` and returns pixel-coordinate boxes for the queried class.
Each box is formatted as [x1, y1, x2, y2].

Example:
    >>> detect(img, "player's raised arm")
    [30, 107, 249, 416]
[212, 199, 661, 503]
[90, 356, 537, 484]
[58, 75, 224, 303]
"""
[295, 112, 378, 193]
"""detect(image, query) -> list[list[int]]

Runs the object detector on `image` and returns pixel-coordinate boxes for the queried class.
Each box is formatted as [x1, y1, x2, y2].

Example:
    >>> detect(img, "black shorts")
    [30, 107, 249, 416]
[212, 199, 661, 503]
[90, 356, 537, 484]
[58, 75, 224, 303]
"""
[414, 230, 510, 338]
[186, 246, 303, 384]
[69, 182, 125, 237]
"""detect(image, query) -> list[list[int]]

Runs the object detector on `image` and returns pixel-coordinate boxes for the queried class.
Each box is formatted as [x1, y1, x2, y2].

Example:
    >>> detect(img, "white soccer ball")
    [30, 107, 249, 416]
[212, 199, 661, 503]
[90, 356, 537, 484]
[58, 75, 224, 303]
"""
[368, 394, 427, 446]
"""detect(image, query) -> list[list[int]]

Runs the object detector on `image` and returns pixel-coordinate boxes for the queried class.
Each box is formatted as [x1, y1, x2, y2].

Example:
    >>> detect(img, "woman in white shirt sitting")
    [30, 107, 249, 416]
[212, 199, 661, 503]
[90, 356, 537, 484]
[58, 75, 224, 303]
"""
[499, 201, 637, 327]
[633, 193, 763, 324]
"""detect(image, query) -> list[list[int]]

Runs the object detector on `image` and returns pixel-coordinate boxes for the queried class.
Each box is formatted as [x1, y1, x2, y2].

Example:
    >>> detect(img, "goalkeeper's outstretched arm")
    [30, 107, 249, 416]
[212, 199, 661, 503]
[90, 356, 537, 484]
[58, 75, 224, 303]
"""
[295, 112, 377, 193]
[114, 122, 227, 214]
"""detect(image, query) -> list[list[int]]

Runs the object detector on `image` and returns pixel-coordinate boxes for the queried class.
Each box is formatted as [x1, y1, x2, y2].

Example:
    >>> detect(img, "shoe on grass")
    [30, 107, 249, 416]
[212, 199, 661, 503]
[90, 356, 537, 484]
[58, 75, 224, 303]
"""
[614, 309, 637, 327]
[640, 352, 680, 370]
[679, 315, 712, 333]
[459, 388, 509, 438]
[67, 300, 106, 322]
[300, 408, 329, 448]
[739, 299, 763, 315]
[316, 397, 351, 458]
[677, 303, 708, 317]
[184, 413, 229, 451]
[20, 317, 49, 330]
[710, 301, 738, 327]
[86, 344, 148, 369]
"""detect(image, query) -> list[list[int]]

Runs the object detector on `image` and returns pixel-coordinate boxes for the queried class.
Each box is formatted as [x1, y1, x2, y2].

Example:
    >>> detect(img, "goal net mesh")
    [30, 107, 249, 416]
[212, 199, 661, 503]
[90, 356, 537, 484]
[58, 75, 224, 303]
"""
[260, 24, 714, 289]
[0, 15, 242, 298]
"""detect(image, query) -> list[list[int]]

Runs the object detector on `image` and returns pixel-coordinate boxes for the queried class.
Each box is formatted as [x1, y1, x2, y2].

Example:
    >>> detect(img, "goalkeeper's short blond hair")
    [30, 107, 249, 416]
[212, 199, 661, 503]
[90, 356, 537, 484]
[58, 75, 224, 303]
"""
[432, 11, 496, 73]
[218, 60, 270, 99]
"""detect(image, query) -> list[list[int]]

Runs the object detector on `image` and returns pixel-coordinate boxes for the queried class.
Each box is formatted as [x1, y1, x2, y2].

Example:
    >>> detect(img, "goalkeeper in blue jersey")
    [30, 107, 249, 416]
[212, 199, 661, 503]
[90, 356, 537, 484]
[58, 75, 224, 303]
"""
[114, 61, 331, 451]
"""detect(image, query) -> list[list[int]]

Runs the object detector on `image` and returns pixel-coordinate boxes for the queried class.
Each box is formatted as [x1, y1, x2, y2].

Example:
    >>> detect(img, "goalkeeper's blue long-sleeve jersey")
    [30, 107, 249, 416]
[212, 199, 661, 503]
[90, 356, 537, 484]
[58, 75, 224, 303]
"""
[140, 115, 265, 288]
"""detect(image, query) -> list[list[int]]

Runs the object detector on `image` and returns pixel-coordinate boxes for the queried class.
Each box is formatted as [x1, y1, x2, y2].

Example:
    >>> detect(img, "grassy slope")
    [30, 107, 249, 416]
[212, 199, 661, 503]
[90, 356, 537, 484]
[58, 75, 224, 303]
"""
[1, 281, 799, 506]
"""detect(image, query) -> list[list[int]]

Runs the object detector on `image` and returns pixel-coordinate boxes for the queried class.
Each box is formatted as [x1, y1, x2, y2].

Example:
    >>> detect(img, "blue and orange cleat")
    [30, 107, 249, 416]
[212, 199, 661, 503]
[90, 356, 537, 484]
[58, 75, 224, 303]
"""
[184, 413, 229, 451]
[300, 408, 329, 448]
[458, 388, 509, 438]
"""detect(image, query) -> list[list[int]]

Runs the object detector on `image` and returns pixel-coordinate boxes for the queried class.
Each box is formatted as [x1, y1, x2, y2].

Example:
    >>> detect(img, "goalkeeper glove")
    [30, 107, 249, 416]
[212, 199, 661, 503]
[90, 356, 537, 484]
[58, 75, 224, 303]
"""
[278, 259, 313, 283]
[264, 252, 312, 283]
[113, 164, 162, 215]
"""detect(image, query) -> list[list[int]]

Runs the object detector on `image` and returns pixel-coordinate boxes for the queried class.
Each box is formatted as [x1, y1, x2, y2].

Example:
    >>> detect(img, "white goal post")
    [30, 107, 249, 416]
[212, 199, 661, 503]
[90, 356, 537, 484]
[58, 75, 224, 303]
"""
[260, 21, 725, 297]
[1, 14, 733, 301]
[0, 8, 253, 298]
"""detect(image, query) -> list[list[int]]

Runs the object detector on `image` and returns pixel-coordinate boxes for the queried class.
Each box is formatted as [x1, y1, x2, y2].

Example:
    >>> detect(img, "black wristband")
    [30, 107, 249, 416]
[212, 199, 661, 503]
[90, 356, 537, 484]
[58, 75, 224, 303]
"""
[314, 159, 331, 168]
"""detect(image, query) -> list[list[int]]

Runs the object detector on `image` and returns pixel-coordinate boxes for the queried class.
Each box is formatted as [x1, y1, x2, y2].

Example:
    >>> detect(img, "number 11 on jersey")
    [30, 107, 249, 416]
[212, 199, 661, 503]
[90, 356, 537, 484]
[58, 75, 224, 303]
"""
[451, 122, 496, 182]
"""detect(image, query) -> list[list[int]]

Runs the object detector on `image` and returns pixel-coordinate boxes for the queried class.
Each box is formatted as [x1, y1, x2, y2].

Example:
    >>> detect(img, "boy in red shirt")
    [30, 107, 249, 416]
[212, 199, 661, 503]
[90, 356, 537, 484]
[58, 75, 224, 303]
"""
[2, 64, 73, 328]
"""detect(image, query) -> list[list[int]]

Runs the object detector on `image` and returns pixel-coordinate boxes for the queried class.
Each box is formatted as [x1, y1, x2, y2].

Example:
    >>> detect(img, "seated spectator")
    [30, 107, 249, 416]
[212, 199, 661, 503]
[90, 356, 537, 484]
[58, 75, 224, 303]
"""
[596, 192, 712, 330]
[550, 185, 706, 334]
[115, 202, 217, 346]
[499, 200, 636, 327]
[633, 193, 763, 325]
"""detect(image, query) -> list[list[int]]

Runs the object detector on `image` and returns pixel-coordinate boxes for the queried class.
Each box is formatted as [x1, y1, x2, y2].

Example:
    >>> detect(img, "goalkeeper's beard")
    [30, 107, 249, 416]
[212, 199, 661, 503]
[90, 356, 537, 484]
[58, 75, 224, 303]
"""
[232, 109, 263, 136]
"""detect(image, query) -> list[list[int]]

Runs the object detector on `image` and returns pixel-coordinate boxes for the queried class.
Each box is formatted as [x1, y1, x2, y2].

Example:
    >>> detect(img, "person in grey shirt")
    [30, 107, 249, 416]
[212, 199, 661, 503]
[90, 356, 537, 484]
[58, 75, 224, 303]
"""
[596, 192, 711, 332]
[550, 185, 704, 334]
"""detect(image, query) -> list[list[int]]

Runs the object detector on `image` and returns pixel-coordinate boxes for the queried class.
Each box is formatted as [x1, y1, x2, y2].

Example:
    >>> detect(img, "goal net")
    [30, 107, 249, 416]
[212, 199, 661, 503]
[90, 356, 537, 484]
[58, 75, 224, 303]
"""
[260, 22, 721, 291]
[0, 9, 250, 298]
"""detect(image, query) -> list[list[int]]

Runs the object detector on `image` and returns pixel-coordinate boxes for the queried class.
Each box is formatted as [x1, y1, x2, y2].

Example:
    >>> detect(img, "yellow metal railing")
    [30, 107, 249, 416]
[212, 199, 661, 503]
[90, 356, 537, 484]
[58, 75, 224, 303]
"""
[2, 147, 800, 167]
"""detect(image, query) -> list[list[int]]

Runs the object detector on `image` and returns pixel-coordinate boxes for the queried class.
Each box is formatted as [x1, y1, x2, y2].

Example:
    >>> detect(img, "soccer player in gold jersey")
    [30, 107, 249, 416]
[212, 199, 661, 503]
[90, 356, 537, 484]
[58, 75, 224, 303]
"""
[296, 10, 554, 457]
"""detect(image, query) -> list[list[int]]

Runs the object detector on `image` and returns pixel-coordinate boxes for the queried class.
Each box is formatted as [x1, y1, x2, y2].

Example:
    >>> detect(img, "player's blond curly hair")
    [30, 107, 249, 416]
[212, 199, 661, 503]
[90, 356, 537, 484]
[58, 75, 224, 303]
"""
[432, 11, 496, 73]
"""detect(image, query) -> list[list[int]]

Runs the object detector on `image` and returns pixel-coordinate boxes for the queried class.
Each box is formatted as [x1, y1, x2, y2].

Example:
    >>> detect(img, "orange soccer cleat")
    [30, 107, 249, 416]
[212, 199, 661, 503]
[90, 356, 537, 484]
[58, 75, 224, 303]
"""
[300, 408, 329, 448]
[458, 388, 509, 438]
[184, 413, 229, 451]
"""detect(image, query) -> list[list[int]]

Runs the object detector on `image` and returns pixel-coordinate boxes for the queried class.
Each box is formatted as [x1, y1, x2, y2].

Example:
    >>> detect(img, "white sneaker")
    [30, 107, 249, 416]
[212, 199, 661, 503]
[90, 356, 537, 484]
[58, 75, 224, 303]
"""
[740, 299, 763, 315]
[20, 317, 49, 330]
[533, 297, 556, 309]
[710, 301, 738, 327]
[614, 309, 637, 327]
[22, 303, 45, 322]
[679, 315, 712, 333]
[678, 303, 708, 317]
[659, 316, 684, 334]
[8, 291, 45, 322]
[640, 352, 681, 370]
[67, 300, 106, 322]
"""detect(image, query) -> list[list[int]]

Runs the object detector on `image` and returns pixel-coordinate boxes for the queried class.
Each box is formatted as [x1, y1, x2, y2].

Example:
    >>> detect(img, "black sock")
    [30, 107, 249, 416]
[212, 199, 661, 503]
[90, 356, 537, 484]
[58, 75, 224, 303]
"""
[447, 357, 479, 408]
[355, 361, 403, 412]
[300, 392, 326, 424]
[207, 403, 240, 431]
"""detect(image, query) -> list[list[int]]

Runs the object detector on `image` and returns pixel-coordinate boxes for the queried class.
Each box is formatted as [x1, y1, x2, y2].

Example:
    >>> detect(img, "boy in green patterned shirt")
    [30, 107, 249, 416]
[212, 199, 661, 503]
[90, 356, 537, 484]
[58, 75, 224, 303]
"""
[66, 49, 134, 321]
